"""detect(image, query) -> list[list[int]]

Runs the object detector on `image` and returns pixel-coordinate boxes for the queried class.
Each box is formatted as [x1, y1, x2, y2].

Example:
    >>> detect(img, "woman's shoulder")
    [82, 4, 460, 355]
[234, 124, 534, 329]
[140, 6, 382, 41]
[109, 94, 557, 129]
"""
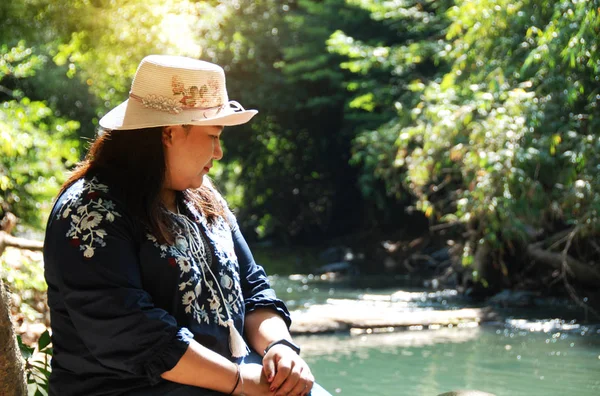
[50, 176, 127, 227]
[57, 176, 120, 206]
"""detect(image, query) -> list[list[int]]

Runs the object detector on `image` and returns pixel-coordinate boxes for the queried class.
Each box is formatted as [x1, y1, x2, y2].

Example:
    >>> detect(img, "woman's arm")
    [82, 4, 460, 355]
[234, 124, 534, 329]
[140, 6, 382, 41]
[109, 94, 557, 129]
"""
[161, 339, 271, 395]
[244, 308, 314, 396]
[244, 307, 293, 354]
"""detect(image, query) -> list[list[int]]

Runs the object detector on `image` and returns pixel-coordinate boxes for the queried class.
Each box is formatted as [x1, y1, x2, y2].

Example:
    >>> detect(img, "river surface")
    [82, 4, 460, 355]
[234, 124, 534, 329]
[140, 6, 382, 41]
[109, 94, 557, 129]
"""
[270, 276, 600, 396]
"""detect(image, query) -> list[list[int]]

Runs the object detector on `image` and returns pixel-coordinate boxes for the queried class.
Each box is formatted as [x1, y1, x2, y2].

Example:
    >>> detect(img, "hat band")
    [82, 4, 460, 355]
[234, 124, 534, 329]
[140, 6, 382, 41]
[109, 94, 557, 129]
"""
[190, 101, 247, 121]
[129, 92, 225, 115]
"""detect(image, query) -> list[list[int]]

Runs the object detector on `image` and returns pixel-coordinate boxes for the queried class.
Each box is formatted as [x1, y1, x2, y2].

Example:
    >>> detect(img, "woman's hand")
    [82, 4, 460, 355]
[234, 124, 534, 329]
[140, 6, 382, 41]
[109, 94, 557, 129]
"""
[262, 345, 314, 396]
[238, 363, 272, 396]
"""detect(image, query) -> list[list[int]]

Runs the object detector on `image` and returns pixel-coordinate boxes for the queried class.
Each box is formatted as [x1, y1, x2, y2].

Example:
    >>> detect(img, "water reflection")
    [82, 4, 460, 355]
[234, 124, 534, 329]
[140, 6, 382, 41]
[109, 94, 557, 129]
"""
[274, 276, 600, 396]
[300, 326, 600, 396]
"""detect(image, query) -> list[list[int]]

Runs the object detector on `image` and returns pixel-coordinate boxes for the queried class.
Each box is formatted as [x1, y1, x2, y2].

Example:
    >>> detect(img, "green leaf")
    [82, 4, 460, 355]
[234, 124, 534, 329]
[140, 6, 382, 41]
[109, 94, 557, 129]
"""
[17, 335, 34, 360]
[30, 363, 51, 378]
[40, 347, 54, 355]
[38, 330, 51, 351]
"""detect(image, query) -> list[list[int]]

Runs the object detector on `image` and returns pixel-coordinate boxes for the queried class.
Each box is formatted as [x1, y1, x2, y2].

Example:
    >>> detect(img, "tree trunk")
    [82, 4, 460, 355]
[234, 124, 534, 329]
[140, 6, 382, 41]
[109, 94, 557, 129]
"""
[0, 212, 29, 395]
[527, 243, 600, 287]
[0, 277, 28, 395]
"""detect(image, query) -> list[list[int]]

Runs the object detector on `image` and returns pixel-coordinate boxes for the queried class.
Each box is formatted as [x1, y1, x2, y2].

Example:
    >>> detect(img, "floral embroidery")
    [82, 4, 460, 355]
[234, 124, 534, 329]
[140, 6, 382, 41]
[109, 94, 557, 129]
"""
[59, 178, 121, 259]
[146, 218, 244, 328]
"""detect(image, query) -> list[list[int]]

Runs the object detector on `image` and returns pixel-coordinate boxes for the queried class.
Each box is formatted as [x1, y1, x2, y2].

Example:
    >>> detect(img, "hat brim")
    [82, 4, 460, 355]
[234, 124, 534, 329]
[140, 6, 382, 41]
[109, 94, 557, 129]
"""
[99, 99, 258, 130]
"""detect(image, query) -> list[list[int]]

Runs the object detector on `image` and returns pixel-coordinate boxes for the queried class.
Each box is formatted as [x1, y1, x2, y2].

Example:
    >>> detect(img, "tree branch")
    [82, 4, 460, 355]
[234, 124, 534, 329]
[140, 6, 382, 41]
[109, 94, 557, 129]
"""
[0, 231, 44, 257]
[526, 239, 600, 287]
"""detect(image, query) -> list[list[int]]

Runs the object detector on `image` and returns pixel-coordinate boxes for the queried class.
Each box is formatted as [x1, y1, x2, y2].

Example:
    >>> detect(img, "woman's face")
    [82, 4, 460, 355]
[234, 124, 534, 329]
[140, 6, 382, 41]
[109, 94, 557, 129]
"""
[163, 124, 224, 191]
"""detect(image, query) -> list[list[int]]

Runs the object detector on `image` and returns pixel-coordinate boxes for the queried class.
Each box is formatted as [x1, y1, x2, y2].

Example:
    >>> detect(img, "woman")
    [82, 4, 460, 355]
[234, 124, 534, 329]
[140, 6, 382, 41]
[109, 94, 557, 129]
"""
[44, 55, 331, 396]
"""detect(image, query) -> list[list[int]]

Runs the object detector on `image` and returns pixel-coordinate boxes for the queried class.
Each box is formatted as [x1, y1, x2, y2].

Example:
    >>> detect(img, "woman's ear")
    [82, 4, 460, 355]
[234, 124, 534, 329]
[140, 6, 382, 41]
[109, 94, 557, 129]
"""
[162, 126, 174, 147]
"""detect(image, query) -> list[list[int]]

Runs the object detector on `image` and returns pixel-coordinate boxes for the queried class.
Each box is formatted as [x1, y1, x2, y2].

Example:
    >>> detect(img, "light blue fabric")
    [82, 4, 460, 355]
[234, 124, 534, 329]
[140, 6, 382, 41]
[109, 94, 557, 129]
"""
[125, 350, 332, 395]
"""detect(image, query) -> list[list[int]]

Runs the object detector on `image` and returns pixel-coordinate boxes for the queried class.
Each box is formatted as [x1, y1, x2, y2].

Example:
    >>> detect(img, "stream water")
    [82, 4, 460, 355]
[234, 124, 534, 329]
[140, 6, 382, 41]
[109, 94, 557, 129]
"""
[270, 275, 600, 396]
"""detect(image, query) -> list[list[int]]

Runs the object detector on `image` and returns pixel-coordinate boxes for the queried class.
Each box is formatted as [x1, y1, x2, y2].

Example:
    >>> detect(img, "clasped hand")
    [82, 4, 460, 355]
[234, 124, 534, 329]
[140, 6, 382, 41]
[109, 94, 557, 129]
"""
[249, 344, 314, 396]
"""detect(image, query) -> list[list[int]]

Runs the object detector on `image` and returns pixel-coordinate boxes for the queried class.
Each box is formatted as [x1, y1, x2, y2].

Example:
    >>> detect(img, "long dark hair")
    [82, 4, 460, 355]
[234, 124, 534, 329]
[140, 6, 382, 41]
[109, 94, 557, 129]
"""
[60, 127, 225, 244]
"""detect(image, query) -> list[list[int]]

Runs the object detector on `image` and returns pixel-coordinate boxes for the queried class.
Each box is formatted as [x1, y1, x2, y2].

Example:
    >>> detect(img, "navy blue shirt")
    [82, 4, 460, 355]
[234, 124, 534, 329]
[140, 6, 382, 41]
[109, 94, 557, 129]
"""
[44, 177, 291, 395]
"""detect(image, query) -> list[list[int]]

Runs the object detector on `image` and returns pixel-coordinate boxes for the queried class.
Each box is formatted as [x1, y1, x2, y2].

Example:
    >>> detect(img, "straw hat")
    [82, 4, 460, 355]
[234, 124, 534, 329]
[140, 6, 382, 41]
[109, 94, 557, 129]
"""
[99, 55, 257, 130]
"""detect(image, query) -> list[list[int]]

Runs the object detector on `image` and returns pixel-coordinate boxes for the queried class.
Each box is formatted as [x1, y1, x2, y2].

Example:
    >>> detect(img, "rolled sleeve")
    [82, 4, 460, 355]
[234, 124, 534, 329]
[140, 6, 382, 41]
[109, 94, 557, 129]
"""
[228, 213, 292, 328]
[45, 187, 193, 384]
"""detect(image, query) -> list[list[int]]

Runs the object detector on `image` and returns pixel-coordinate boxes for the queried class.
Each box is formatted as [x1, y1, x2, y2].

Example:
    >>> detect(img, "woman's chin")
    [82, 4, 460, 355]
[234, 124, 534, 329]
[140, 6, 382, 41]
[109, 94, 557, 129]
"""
[191, 176, 205, 189]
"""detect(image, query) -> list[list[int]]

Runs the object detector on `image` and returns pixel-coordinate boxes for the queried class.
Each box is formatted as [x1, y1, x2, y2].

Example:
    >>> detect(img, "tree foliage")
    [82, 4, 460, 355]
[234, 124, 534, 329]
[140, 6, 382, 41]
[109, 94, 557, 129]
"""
[196, 0, 385, 241]
[0, 43, 79, 228]
[0, 0, 205, 228]
[1, 0, 599, 293]
[332, 0, 600, 288]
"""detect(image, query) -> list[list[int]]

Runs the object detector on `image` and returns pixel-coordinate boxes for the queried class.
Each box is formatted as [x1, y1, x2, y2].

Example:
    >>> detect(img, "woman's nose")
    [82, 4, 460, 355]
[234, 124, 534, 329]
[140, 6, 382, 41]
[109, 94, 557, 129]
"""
[213, 139, 223, 160]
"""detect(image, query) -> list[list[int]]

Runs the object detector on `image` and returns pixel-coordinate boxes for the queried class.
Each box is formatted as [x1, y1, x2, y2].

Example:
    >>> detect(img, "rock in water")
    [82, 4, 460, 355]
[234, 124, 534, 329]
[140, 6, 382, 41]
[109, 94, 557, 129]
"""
[438, 391, 496, 396]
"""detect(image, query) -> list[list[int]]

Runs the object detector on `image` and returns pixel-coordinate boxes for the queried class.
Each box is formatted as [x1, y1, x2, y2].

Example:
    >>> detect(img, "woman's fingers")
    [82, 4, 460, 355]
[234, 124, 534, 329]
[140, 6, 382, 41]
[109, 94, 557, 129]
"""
[262, 355, 277, 383]
[269, 356, 292, 391]
[286, 366, 312, 396]
[274, 361, 315, 396]
[273, 361, 301, 395]
[263, 344, 315, 395]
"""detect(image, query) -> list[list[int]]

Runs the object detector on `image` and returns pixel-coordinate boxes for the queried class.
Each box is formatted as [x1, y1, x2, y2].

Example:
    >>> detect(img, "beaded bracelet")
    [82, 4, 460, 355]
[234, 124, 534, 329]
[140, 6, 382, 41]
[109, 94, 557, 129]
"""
[228, 364, 241, 396]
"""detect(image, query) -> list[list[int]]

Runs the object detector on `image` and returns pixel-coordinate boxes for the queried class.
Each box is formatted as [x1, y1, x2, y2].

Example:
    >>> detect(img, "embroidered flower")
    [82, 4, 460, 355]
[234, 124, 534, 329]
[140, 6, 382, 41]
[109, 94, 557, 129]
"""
[182, 291, 196, 306]
[178, 257, 192, 273]
[145, 203, 244, 329]
[80, 211, 102, 229]
[209, 295, 220, 311]
[83, 246, 94, 258]
[175, 236, 188, 251]
[61, 178, 121, 259]
[220, 272, 233, 289]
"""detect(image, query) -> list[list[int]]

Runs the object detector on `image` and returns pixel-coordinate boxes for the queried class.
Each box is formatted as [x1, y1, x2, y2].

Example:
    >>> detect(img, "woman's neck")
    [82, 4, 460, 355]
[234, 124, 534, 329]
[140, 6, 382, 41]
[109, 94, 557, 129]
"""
[160, 188, 178, 213]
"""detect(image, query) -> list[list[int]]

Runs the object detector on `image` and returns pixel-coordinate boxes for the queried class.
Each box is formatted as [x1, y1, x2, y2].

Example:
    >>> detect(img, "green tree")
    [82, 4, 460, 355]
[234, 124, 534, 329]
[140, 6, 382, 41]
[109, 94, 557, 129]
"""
[198, 0, 386, 242]
[1, 43, 79, 229]
[328, 0, 454, 210]
[333, 0, 600, 294]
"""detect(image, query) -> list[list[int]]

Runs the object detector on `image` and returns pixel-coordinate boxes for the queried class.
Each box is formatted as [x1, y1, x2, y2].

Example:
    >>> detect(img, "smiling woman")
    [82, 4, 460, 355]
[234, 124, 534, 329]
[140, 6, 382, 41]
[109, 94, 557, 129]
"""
[43, 55, 331, 396]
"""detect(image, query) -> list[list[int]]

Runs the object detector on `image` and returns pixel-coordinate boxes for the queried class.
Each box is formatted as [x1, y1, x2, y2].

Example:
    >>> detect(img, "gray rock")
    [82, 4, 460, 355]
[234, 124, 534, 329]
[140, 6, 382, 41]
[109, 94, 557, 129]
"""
[488, 289, 538, 307]
[314, 261, 358, 275]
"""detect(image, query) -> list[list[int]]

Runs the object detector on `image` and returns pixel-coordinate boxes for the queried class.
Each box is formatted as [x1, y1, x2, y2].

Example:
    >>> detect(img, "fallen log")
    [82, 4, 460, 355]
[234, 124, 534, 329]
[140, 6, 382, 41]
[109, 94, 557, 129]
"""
[290, 298, 492, 334]
[526, 244, 600, 287]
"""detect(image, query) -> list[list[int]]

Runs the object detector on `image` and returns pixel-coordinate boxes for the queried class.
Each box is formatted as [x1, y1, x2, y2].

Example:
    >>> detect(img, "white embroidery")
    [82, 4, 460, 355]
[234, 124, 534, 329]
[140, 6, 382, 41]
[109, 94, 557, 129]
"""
[60, 178, 121, 258]
[146, 214, 244, 328]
